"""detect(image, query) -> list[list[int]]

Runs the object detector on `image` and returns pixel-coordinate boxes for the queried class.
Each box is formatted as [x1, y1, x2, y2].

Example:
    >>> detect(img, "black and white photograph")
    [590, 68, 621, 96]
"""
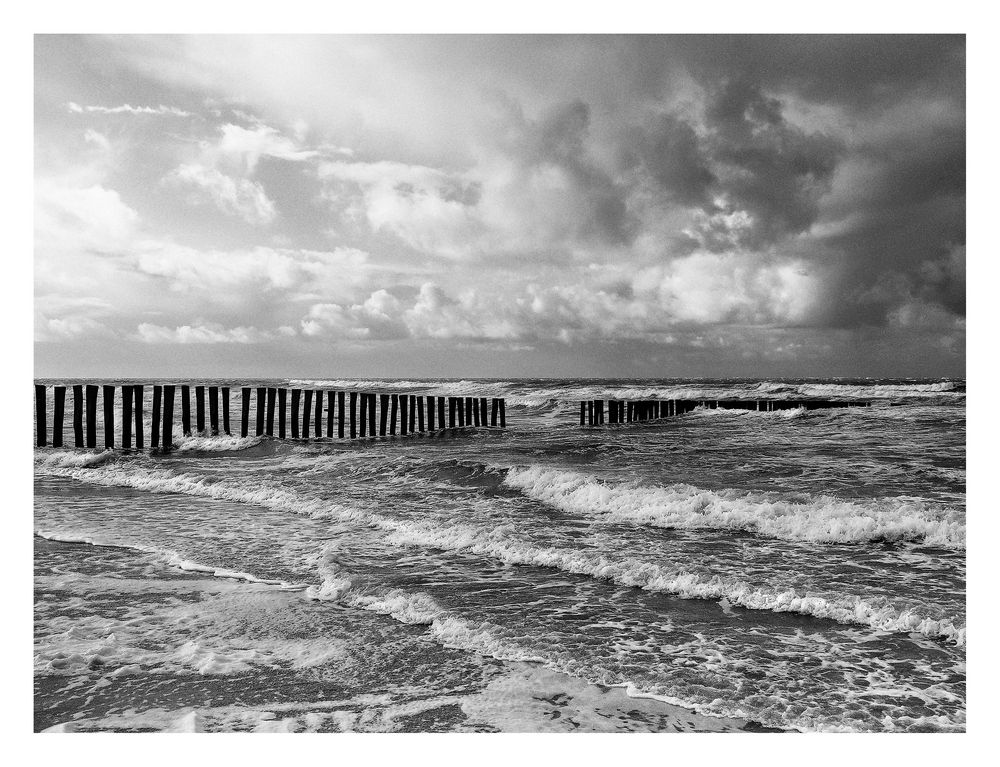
[24, 7, 983, 744]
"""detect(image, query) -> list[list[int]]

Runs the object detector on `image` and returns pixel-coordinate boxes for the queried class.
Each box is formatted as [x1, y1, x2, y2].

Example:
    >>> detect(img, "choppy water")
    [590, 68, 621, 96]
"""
[33, 378, 966, 732]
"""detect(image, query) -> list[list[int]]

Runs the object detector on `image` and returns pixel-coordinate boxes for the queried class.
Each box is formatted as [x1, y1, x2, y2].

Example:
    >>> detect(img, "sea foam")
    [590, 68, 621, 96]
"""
[502, 466, 966, 549]
[36, 463, 965, 645]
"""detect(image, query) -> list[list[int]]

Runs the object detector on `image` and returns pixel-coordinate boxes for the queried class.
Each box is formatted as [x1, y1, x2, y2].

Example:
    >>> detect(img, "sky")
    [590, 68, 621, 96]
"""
[33, 34, 966, 379]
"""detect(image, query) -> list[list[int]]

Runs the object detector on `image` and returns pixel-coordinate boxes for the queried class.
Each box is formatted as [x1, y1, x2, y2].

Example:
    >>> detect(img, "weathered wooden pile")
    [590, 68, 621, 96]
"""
[580, 398, 871, 425]
[33, 384, 506, 451]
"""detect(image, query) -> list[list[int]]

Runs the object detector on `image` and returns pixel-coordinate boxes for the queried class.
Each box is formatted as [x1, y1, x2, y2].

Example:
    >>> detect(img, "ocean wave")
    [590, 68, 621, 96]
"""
[287, 378, 517, 395]
[378, 520, 966, 646]
[36, 464, 964, 644]
[303, 574, 961, 731]
[34, 530, 306, 590]
[687, 405, 808, 419]
[174, 434, 264, 452]
[502, 466, 965, 549]
[33, 450, 120, 469]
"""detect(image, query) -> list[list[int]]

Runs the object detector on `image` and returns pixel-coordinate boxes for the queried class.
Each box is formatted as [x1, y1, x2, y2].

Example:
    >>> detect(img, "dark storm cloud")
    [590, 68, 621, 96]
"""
[652, 34, 965, 111]
[34, 34, 965, 377]
[494, 96, 634, 246]
[618, 36, 964, 333]
[701, 79, 842, 247]
[626, 114, 716, 208]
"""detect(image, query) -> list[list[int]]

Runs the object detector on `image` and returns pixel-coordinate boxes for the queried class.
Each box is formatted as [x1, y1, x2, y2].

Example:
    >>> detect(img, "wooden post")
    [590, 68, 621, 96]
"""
[390, 394, 398, 435]
[427, 395, 436, 432]
[597, 400, 604, 425]
[448, 397, 456, 428]
[303, 389, 313, 439]
[480, 397, 488, 427]
[133, 385, 144, 450]
[241, 388, 251, 438]
[588, 400, 594, 426]
[369, 394, 376, 436]
[162, 385, 175, 450]
[338, 391, 345, 438]
[463, 397, 472, 426]
[209, 386, 219, 435]
[86, 385, 98, 447]
[359, 393, 367, 438]
[499, 398, 506, 427]
[222, 388, 231, 435]
[380, 394, 389, 436]
[349, 392, 357, 438]
[52, 386, 65, 448]
[400, 394, 408, 436]
[326, 391, 335, 437]
[291, 389, 301, 438]
[314, 390, 324, 438]
[73, 385, 84, 447]
[580, 402, 586, 426]
[278, 389, 287, 438]
[491, 398, 499, 426]
[265, 388, 276, 436]
[195, 386, 205, 434]
[102, 385, 115, 449]
[151, 385, 161, 448]
[182, 385, 192, 436]
[406, 395, 415, 433]
[122, 385, 133, 449]
[35, 385, 46, 447]
[471, 397, 480, 427]
[437, 397, 445, 431]
[417, 396, 425, 432]
[256, 387, 265, 436]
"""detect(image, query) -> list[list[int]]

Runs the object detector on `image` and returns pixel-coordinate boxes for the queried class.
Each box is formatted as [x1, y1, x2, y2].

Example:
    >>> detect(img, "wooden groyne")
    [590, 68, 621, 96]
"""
[580, 398, 872, 425]
[33, 385, 507, 451]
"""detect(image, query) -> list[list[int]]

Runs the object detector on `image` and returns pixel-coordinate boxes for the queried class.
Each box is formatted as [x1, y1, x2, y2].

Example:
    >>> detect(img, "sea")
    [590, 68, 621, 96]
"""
[33, 377, 966, 733]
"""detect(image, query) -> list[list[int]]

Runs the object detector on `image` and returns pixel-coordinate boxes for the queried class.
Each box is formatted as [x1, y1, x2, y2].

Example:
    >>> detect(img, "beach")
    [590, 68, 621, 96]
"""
[33, 378, 966, 732]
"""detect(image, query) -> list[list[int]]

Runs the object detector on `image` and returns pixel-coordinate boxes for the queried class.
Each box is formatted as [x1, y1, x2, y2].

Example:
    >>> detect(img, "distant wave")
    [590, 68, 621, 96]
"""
[502, 465, 965, 549]
[287, 378, 963, 403]
[35, 462, 965, 644]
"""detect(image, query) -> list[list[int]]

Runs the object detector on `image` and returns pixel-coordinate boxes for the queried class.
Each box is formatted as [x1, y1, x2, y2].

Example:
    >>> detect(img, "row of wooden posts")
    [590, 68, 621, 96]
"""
[580, 398, 872, 425]
[33, 384, 507, 450]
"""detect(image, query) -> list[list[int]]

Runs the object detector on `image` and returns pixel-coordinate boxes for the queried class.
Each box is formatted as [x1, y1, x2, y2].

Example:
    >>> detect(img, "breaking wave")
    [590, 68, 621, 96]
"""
[35, 462, 965, 645]
[501, 466, 965, 549]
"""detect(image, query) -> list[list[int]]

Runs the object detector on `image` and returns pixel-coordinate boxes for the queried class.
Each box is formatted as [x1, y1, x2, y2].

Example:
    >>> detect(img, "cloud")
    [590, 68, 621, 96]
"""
[318, 160, 484, 257]
[131, 244, 372, 296]
[134, 323, 276, 344]
[34, 36, 965, 375]
[67, 102, 192, 116]
[215, 123, 319, 171]
[295, 251, 830, 348]
[83, 129, 111, 150]
[166, 163, 277, 224]
[35, 179, 140, 257]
